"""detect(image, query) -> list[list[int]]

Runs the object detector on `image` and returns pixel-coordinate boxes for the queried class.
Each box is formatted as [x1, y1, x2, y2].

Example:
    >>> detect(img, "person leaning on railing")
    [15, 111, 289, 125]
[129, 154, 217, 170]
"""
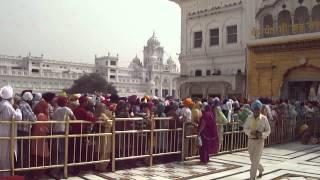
[0, 85, 22, 176]
[94, 102, 112, 172]
[17, 91, 37, 169]
[210, 97, 228, 151]
[180, 98, 194, 158]
[31, 100, 50, 179]
[198, 104, 219, 164]
[69, 95, 96, 173]
[50, 96, 76, 179]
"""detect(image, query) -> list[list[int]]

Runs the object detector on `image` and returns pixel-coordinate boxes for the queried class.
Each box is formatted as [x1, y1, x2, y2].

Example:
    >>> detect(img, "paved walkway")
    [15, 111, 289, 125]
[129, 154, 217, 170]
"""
[64, 142, 320, 180]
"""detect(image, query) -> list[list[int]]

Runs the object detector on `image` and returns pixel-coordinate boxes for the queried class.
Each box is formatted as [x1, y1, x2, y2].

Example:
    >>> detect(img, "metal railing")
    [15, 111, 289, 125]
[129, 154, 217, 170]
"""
[184, 117, 296, 160]
[0, 116, 296, 178]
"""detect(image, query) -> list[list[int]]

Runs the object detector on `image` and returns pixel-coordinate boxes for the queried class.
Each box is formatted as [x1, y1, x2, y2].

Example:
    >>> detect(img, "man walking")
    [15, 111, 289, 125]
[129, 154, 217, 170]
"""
[243, 100, 271, 180]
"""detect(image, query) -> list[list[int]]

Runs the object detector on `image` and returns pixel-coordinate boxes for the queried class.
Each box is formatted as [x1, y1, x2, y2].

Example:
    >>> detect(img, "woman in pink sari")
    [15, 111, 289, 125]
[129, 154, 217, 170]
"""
[198, 105, 219, 164]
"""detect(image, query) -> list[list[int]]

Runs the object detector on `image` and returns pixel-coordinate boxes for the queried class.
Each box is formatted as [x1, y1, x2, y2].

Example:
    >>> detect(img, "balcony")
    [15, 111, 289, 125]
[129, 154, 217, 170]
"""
[252, 21, 320, 39]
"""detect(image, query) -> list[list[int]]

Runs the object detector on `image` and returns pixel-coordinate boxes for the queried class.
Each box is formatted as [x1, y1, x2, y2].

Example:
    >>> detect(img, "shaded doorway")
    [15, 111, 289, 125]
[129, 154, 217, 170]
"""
[282, 81, 319, 102]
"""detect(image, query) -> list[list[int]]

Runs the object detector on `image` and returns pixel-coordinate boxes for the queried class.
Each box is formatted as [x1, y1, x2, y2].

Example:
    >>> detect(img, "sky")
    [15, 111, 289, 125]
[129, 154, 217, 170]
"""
[0, 0, 181, 67]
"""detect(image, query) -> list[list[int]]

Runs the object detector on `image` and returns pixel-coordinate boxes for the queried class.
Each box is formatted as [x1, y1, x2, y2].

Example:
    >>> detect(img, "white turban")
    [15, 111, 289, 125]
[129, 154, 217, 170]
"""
[0, 85, 13, 100]
[34, 93, 42, 101]
[22, 92, 33, 101]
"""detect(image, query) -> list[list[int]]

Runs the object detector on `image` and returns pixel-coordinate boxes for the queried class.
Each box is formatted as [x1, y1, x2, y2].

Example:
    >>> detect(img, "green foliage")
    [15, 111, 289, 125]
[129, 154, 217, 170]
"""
[67, 73, 117, 94]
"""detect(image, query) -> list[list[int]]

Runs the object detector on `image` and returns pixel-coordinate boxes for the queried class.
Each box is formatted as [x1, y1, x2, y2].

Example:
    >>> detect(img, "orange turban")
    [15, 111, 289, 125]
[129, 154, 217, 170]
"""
[183, 98, 193, 106]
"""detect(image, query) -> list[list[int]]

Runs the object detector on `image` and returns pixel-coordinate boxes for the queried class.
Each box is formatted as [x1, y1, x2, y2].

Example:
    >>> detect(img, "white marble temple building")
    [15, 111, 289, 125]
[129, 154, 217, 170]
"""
[95, 32, 180, 97]
[0, 32, 179, 97]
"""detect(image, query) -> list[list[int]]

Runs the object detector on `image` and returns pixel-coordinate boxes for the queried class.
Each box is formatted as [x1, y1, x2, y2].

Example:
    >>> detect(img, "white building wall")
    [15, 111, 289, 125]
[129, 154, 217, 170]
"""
[178, 0, 247, 76]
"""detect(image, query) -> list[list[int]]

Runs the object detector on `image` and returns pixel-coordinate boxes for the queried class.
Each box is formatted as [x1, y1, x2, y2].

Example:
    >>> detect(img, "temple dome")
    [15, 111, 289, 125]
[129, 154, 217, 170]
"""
[147, 32, 160, 47]
[132, 55, 141, 63]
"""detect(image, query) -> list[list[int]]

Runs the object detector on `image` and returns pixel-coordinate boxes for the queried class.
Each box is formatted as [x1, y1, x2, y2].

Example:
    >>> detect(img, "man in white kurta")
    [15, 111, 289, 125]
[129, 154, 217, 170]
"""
[0, 86, 22, 176]
[243, 100, 271, 180]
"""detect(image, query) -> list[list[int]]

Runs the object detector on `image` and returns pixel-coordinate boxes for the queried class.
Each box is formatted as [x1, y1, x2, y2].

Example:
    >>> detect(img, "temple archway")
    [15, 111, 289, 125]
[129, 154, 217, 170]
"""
[280, 65, 320, 101]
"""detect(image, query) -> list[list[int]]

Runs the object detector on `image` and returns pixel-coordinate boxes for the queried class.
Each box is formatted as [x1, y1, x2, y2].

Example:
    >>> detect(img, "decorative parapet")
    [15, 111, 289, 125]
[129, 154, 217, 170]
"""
[187, 0, 242, 19]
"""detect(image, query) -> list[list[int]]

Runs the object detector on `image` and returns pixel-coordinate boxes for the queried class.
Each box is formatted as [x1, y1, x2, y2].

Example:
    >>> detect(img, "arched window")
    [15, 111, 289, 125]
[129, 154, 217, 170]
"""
[195, 70, 202, 77]
[294, 6, 310, 33]
[311, 5, 320, 32]
[262, 14, 273, 37]
[278, 10, 292, 35]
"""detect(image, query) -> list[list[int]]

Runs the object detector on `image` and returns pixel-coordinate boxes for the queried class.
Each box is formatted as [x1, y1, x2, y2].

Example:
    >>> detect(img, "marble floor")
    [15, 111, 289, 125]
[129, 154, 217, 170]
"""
[63, 142, 320, 180]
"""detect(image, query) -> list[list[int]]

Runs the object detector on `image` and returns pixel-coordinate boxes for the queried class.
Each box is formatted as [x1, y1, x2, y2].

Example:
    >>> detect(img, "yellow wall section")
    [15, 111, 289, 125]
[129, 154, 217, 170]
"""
[248, 46, 320, 98]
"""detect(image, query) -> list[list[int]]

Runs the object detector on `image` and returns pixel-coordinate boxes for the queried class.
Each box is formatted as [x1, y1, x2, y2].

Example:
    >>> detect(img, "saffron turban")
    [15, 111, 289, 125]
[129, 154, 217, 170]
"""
[251, 100, 263, 110]
[183, 98, 193, 106]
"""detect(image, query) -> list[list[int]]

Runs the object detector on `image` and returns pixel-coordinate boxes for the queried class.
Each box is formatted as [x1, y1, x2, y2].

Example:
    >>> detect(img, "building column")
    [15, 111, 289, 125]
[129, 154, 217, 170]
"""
[160, 83, 163, 98]
[221, 84, 226, 100]
[186, 84, 191, 98]
[107, 68, 110, 82]
[169, 79, 173, 96]
[202, 85, 207, 99]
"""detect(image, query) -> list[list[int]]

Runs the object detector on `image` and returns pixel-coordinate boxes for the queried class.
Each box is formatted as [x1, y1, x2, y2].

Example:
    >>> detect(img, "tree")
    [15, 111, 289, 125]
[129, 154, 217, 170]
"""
[67, 73, 118, 95]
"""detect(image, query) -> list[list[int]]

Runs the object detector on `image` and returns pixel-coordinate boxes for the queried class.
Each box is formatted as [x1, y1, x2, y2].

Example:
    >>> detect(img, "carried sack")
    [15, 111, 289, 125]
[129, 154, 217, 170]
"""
[197, 136, 202, 147]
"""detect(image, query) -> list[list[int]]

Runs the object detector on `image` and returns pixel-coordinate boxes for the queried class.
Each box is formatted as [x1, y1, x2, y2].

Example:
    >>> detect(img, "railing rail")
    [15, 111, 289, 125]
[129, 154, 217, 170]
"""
[0, 116, 296, 178]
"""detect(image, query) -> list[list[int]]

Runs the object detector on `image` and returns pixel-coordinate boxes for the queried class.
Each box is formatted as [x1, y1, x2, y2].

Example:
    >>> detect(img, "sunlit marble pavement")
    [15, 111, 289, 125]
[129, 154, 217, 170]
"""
[63, 142, 320, 180]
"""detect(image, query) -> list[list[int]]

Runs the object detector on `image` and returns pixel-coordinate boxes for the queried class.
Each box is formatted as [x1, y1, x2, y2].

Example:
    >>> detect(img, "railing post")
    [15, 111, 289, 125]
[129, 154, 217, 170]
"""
[149, 114, 154, 166]
[64, 118, 70, 178]
[10, 120, 15, 176]
[230, 122, 234, 153]
[111, 114, 116, 172]
[181, 122, 185, 161]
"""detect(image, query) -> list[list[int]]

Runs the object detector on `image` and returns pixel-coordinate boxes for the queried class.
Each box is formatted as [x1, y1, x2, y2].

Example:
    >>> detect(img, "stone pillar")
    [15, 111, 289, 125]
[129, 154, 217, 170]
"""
[169, 79, 173, 96]
[202, 85, 207, 99]
[186, 85, 191, 98]
[107, 68, 110, 82]
[160, 81, 163, 98]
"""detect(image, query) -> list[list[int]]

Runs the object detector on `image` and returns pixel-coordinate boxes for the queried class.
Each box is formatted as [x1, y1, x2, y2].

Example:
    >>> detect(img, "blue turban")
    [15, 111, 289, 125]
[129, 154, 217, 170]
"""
[251, 100, 263, 110]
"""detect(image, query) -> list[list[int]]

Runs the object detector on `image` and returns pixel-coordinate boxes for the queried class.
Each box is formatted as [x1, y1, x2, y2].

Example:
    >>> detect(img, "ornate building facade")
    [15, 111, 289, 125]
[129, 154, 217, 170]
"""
[0, 33, 179, 97]
[247, 0, 320, 101]
[170, 0, 247, 99]
[170, 0, 320, 101]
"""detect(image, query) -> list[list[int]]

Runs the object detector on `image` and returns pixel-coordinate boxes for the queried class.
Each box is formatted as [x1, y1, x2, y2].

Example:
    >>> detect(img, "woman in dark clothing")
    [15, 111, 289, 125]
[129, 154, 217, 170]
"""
[198, 105, 219, 164]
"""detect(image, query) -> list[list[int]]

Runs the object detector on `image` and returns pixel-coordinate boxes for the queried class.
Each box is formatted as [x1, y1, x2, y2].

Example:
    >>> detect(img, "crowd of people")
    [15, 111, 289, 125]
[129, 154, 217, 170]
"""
[0, 85, 319, 179]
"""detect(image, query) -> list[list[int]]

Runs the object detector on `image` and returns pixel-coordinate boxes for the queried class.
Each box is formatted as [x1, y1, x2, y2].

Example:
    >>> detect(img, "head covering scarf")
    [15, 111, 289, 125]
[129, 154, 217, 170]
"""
[251, 100, 263, 110]
[33, 93, 42, 101]
[200, 105, 219, 155]
[157, 102, 166, 117]
[79, 96, 88, 104]
[42, 92, 56, 103]
[0, 85, 13, 100]
[57, 96, 68, 107]
[34, 101, 49, 116]
[22, 92, 33, 101]
[59, 91, 67, 97]
[128, 95, 137, 104]
[21, 90, 32, 97]
[109, 94, 120, 104]
[147, 101, 154, 111]
[168, 101, 179, 111]
[183, 98, 193, 106]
